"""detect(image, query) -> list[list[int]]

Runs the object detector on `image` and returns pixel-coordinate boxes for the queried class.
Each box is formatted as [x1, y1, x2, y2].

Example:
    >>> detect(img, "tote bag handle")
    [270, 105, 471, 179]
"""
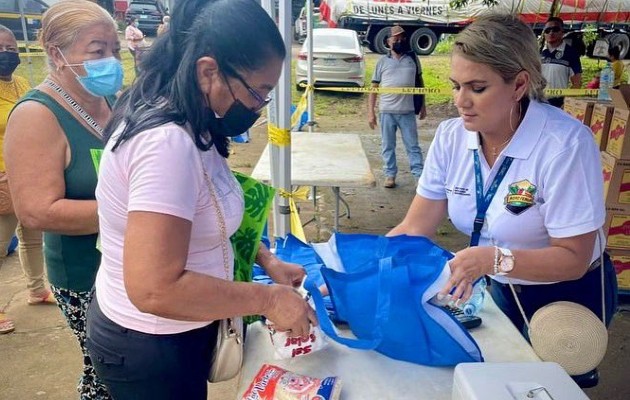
[305, 257, 394, 350]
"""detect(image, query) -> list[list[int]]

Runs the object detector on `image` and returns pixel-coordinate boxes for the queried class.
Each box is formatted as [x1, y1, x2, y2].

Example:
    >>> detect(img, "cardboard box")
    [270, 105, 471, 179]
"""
[606, 85, 630, 160]
[563, 97, 596, 126]
[604, 204, 630, 250]
[601, 151, 630, 205]
[606, 250, 630, 290]
[590, 103, 614, 151]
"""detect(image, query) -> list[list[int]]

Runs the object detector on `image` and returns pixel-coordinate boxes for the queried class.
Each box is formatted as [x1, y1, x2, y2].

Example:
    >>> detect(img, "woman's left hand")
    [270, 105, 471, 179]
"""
[265, 259, 306, 288]
[439, 246, 494, 304]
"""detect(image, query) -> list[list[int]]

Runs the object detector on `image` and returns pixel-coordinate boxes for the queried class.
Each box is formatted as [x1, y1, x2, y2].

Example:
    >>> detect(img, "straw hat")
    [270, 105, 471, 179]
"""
[389, 25, 405, 38]
[528, 301, 608, 375]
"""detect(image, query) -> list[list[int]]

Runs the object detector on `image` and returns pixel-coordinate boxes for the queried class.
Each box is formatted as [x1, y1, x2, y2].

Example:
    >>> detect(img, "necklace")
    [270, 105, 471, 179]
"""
[43, 78, 104, 138]
[490, 134, 515, 157]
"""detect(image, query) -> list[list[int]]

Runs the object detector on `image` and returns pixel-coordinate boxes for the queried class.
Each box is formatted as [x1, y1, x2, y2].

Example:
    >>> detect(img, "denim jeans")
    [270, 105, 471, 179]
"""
[379, 113, 423, 178]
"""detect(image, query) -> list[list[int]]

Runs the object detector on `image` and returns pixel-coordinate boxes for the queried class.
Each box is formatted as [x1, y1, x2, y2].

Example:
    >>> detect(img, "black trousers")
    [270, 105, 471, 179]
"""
[488, 253, 618, 338]
[86, 295, 219, 400]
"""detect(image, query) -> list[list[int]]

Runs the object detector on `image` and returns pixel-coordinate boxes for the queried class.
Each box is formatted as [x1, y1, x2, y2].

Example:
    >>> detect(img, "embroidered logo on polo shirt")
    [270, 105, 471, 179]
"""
[504, 180, 537, 215]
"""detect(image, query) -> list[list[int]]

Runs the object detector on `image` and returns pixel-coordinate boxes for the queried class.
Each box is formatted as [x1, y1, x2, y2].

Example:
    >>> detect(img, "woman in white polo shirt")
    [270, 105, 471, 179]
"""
[390, 14, 617, 334]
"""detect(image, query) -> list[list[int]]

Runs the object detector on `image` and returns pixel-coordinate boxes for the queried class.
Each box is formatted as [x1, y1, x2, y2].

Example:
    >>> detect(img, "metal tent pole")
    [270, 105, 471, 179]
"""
[263, 0, 292, 239]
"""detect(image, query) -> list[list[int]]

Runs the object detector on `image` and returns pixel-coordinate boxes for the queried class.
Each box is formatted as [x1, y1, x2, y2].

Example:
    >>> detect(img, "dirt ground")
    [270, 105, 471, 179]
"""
[1, 91, 629, 399]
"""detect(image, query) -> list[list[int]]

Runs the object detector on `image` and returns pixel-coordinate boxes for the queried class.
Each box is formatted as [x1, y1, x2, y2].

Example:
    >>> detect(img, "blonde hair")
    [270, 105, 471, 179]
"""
[39, 0, 116, 68]
[453, 13, 546, 102]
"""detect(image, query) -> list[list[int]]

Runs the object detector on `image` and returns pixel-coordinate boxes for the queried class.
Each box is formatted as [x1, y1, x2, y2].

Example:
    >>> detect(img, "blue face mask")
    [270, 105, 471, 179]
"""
[59, 49, 124, 96]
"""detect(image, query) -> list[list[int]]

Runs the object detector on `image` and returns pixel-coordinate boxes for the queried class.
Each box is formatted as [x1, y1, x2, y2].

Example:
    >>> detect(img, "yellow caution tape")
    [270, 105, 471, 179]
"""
[300, 84, 598, 97]
[18, 52, 47, 58]
[278, 186, 310, 242]
[267, 123, 291, 147]
[291, 84, 312, 128]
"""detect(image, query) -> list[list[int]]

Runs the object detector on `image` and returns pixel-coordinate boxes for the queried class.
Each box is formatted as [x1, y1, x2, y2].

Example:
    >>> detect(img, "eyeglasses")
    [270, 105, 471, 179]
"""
[543, 26, 561, 34]
[223, 66, 271, 112]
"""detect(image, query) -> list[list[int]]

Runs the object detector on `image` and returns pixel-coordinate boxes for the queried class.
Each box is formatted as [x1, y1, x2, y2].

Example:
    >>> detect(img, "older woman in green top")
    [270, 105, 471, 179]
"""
[4, 1, 122, 399]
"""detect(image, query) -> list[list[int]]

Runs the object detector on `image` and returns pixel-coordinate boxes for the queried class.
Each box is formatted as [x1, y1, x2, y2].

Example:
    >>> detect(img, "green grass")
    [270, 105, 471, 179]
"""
[15, 50, 137, 89]
[291, 55, 453, 119]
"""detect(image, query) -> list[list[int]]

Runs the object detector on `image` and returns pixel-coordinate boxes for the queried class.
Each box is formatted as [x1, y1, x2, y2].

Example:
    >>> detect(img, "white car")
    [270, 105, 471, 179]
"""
[296, 28, 366, 90]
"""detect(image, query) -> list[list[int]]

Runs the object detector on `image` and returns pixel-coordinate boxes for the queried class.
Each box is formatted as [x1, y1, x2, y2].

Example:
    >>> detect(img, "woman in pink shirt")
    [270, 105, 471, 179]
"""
[124, 17, 145, 74]
[87, 1, 317, 399]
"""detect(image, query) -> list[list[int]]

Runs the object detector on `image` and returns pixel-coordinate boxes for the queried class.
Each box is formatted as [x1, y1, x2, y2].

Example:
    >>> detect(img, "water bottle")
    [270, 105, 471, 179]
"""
[462, 278, 487, 317]
[598, 62, 613, 101]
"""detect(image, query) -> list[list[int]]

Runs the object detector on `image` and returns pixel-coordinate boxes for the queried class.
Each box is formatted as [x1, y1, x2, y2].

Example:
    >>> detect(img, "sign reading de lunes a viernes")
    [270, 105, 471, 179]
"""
[320, 0, 630, 26]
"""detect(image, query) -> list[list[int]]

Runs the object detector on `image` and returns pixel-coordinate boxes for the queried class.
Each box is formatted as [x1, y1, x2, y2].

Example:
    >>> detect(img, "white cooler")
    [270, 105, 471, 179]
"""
[452, 362, 589, 400]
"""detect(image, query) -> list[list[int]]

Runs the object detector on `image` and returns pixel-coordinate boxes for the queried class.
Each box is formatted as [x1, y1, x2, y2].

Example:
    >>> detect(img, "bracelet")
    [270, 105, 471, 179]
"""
[493, 246, 500, 275]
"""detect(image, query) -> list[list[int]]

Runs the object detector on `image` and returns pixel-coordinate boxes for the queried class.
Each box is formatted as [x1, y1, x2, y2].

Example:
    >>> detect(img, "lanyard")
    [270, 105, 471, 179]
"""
[470, 149, 513, 247]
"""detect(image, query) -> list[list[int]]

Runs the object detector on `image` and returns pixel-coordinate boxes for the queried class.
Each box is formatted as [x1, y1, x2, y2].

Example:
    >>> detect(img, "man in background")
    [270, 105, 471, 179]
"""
[368, 25, 426, 189]
[540, 17, 582, 108]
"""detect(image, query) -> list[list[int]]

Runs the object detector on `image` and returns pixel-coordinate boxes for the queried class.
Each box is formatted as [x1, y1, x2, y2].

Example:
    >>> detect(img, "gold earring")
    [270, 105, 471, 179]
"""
[509, 101, 522, 133]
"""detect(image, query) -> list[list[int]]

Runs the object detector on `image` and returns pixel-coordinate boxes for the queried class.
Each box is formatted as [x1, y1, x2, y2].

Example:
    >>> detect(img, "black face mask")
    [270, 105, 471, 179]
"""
[0, 51, 20, 76]
[392, 42, 405, 54]
[207, 98, 260, 138]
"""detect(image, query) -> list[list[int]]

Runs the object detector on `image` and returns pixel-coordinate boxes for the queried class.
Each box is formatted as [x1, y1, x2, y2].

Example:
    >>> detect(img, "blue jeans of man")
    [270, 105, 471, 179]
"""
[380, 113, 423, 178]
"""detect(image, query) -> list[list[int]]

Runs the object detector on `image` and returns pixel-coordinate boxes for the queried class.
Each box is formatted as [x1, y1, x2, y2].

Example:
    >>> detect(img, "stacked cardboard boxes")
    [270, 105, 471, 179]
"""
[563, 98, 613, 150]
[601, 85, 630, 293]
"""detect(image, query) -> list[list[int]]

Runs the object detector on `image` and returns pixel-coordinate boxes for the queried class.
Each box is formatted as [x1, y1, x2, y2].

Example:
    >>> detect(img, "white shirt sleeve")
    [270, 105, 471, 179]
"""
[126, 127, 201, 222]
[539, 130, 605, 238]
[417, 121, 450, 200]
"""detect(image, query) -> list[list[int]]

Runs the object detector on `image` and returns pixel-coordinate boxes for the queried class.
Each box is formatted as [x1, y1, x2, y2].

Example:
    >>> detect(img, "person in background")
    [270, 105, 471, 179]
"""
[368, 25, 426, 189]
[87, 0, 316, 399]
[609, 46, 625, 89]
[124, 16, 146, 74]
[540, 17, 582, 108]
[4, 0, 122, 397]
[390, 13, 616, 342]
[0, 25, 51, 336]
[157, 15, 170, 36]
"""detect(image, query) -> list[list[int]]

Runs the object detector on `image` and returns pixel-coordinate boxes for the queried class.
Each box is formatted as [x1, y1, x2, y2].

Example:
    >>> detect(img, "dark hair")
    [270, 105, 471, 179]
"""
[609, 45, 620, 60]
[105, 0, 285, 157]
[545, 17, 564, 28]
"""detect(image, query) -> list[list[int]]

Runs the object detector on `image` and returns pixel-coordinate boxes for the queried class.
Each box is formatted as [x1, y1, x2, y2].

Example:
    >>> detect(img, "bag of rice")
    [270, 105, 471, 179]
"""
[241, 364, 342, 400]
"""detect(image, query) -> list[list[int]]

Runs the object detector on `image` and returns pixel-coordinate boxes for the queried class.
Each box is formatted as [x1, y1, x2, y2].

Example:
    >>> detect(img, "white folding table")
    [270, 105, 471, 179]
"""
[236, 296, 540, 399]
[251, 133, 376, 231]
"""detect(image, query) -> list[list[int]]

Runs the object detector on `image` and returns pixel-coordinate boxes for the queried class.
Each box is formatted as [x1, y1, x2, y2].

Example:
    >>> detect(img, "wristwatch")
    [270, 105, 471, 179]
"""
[494, 247, 515, 276]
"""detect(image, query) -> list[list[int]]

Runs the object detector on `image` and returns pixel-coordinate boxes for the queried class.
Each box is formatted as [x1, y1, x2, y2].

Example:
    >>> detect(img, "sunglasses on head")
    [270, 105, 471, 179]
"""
[544, 26, 561, 34]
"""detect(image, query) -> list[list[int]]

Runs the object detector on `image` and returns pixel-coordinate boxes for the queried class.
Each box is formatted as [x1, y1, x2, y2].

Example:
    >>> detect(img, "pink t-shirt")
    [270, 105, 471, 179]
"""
[95, 123, 244, 334]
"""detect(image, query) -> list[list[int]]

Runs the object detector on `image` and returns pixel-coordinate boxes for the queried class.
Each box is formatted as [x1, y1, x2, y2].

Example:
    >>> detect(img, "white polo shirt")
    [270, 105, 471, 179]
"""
[417, 100, 605, 285]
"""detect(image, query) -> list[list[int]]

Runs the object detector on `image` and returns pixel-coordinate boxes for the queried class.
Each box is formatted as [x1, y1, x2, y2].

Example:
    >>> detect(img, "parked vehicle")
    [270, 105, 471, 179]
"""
[125, 0, 167, 35]
[296, 28, 365, 90]
[294, 6, 328, 43]
[0, 0, 48, 41]
[320, 0, 630, 58]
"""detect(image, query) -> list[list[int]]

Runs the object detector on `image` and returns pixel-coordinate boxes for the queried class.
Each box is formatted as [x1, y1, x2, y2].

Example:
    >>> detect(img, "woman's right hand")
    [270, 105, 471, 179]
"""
[263, 284, 318, 339]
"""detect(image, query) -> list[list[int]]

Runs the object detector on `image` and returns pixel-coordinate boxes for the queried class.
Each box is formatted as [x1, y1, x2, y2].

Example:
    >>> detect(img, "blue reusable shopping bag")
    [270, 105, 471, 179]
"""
[282, 233, 483, 367]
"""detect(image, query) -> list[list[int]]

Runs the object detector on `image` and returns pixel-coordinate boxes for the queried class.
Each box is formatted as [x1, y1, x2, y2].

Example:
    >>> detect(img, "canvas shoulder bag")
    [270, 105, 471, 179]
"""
[200, 159, 244, 383]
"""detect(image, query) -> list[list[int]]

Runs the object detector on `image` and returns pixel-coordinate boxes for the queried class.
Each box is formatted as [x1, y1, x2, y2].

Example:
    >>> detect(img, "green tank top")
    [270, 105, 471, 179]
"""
[15, 90, 110, 292]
